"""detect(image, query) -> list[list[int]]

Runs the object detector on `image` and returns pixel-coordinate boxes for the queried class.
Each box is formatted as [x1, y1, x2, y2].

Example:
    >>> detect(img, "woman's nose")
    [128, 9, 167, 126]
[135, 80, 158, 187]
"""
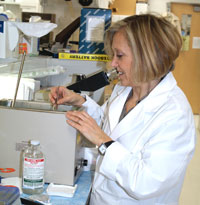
[111, 56, 118, 68]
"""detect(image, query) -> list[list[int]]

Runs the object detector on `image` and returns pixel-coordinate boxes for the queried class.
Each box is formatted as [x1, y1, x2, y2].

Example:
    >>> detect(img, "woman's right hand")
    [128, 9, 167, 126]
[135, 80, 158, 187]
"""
[49, 86, 86, 107]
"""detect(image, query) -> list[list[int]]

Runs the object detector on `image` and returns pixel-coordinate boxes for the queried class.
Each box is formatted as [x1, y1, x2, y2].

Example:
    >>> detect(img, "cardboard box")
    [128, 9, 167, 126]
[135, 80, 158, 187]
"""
[79, 8, 112, 54]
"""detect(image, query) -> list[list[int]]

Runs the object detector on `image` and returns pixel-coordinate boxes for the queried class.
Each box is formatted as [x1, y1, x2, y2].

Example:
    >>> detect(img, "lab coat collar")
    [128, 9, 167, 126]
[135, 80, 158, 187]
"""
[109, 72, 177, 140]
[107, 86, 132, 132]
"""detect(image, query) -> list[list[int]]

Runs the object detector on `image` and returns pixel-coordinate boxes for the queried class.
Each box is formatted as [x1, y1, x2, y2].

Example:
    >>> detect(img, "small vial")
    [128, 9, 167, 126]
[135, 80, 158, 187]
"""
[22, 140, 45, 195]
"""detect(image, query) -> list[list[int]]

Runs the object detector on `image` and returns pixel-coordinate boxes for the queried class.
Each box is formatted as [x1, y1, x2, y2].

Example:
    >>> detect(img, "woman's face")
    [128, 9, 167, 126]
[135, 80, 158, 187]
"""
[111, 30, 134, 87]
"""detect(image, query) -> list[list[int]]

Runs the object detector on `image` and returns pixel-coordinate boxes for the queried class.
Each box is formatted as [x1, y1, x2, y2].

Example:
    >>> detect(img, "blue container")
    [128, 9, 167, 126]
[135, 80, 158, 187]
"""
[0, 186, 20, 205]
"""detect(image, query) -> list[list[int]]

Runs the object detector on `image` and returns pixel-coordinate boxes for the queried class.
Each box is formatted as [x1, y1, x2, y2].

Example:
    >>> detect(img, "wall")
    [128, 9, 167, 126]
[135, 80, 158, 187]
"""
[109, 0, 136, 15]
[148, 0, 200, 13]
[0, 2, 22, 21]
[41, 1, 79, 42]
[15, 0, 41, 12]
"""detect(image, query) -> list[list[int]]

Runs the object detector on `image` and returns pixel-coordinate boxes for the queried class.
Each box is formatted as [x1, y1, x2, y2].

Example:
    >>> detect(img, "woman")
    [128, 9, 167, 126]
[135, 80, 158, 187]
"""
[49, 14, 196, 205]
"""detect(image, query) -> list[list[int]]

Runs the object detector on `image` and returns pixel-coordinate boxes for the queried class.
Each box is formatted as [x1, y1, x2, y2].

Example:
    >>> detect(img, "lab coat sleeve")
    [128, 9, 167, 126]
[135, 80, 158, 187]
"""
[99, 110, 196, 199]
[81, 94, 107, 126]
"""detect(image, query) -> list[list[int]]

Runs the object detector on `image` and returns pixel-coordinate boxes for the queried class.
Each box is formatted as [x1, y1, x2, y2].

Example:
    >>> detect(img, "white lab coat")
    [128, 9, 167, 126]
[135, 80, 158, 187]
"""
[82, 72, 196, 205]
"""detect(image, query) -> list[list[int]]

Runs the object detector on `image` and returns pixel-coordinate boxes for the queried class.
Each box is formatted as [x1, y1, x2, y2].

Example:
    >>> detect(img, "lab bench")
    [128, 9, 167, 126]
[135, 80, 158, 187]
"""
[21, 171, 94, 205]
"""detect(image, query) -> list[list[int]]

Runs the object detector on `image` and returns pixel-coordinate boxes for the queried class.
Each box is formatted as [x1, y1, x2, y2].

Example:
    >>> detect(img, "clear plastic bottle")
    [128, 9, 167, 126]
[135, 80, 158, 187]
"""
[22, 140, 45, 195]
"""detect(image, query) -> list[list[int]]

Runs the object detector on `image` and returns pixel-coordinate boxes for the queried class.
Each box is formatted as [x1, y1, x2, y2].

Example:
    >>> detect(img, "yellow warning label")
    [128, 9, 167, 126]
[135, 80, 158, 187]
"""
[58, 53, 110, 62]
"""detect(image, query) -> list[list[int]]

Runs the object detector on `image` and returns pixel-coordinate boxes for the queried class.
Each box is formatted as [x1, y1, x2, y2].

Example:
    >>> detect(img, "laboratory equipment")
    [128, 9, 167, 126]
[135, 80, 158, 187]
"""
[0, 99, 84, 186]
[67, 68, 118, 92]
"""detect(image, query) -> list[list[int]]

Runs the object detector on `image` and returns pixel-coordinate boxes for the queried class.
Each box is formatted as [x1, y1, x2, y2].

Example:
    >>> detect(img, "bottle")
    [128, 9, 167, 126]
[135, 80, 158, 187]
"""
[22, 140, 45, 195]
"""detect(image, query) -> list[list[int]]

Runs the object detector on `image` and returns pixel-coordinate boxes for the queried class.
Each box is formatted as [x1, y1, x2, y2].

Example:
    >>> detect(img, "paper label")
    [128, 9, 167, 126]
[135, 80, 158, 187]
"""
[23, 157, 44, 188]
[192, 37, 200, 49]
[86, 16, 105, 42]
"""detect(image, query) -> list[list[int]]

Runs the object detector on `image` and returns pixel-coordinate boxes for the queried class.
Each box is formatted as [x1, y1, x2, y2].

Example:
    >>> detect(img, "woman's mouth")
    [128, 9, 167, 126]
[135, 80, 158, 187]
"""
[117, 71, 124, 76]
[115, 69, 124, 79]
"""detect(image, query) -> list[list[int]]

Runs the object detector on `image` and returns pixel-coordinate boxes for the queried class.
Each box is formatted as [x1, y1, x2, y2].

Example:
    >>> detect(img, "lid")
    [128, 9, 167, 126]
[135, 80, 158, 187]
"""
[0, 186, 20, 204]
[30, 140, 40, 146]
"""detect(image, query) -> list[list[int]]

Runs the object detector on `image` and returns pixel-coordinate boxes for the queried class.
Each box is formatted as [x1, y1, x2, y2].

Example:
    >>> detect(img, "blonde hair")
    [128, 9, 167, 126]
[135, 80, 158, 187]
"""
[104, 14, 182, 83]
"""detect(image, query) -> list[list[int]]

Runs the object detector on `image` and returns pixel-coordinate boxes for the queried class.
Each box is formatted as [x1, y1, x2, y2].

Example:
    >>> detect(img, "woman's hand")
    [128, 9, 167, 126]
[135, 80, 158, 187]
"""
[66, 110, 112, 146]
[49, 86, 86, 107]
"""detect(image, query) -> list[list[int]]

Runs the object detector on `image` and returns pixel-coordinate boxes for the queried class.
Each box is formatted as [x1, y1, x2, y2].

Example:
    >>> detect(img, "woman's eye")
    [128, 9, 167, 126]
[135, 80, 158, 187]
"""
[117, 54, 123, 58]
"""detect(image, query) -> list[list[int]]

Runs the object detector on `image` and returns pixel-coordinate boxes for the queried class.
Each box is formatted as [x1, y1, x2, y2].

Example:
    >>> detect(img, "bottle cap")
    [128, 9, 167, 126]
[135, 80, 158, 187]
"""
[30, 140, 40, 146]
